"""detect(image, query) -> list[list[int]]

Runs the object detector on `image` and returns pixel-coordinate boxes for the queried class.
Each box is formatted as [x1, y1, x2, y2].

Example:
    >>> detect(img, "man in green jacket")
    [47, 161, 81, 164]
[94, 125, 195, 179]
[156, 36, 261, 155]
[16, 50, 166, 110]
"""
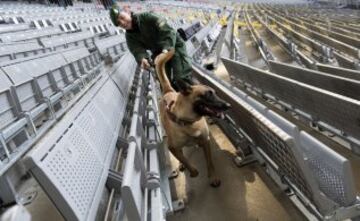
[110, 6, 193, 90]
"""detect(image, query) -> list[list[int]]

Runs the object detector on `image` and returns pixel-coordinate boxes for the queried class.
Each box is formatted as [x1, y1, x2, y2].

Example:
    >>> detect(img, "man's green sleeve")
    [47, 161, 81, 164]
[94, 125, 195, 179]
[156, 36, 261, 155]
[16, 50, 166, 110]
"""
[126, 34, 148, 63]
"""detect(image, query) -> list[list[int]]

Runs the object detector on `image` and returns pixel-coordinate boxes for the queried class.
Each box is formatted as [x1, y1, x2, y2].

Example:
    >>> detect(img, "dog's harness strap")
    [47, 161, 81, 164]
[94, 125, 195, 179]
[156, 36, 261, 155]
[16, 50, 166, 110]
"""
[165, 100, 196, 126]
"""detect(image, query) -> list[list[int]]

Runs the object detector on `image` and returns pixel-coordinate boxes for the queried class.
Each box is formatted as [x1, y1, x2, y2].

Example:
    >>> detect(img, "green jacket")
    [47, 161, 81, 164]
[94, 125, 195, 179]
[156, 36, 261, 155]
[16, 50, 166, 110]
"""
[125, 12, 192, 83]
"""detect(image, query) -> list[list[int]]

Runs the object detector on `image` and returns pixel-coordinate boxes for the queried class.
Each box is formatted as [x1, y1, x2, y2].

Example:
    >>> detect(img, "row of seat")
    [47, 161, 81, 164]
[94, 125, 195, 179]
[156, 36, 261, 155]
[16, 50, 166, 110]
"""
[0, 25, 128, 174]
[269, 60, 360, 101]
[225, 5, 360, 148]
[219, 12, 234, 60]
[192, 64, 360, 220]
[0, 2, 96, 14]
[316, 63, 360, 81]
[24, 52, 138, 221]
[187, 23, 215, 59]
[276, 12, 359, 59]
[0, 23, 29, 34]
[0, 5, 64, 14]
[0, 18, 111, 38]
[177, 20, 202, 41]
[268, 4, 360, 34]
[245, 5, 360, 71]
[234, 4, 359, 152]
[94, 35, 127, 61]
[303, 15, 360, 36]
[286, 14, 360, 48]
[333, 51, 360, 70]
[0, 3, 219, 220]
[167, 19, 186, 30]
[0, 27, 64, 42]
[122, 1, 219, 27]
[0, 29, 125, 63]
[259, 10, 330, 61]
[245, 12, 274, 62]
[21, 50, 173, 221]
[252, 12, 317, 68]
[224, 58, 360, 152]
[258, 5, 360, 63]
[121, 64, 171, 221]
[151, 0, 220, 11]
[0, 2, 189, 221]
[0, 9, 111, 29]
[79, 22, 111, 35]
[0, 15, 109, 34]
[40, 30, 96, 50]
[1, 12, 98, 25]
[0, 46, 103, 177]
[0, 41, 46, 62]
[49, 15, 109, 25]
[202, 23, 222, 56]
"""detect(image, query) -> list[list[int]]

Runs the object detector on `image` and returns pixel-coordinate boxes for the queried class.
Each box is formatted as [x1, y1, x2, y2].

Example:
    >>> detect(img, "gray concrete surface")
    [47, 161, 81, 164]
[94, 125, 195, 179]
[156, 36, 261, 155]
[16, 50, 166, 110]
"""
[167, 125, 306, 221]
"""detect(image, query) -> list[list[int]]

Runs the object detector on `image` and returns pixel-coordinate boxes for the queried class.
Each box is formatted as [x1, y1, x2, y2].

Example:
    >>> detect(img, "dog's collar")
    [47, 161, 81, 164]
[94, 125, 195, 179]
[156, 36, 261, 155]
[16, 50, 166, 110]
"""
[165, 100, 197, 126]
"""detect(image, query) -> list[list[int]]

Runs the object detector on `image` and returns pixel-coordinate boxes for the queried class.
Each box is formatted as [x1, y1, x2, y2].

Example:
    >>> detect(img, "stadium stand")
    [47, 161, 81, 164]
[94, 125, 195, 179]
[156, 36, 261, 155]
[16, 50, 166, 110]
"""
[0, 1, 359, 221]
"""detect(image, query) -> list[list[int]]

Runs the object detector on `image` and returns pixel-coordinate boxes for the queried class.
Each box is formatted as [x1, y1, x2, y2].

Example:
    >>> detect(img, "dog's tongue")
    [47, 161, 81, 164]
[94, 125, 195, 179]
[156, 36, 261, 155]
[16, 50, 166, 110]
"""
[204, 106, 224, 119]
[205, 107, 216, 115]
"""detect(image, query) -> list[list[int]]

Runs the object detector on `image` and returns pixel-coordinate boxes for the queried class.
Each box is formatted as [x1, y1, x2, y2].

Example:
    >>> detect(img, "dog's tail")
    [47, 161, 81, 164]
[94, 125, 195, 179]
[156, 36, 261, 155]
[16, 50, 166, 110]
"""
[155, 49, 175, 94]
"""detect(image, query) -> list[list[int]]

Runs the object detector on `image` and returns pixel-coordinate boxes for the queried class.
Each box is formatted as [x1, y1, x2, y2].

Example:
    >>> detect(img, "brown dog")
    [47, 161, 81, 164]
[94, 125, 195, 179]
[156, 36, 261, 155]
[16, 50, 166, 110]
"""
[154, 49, 231, 187]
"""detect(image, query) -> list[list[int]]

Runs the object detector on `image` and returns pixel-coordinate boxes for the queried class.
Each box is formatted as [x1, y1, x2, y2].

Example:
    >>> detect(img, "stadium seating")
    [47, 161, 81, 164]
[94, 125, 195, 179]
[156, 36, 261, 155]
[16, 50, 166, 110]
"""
[0, 2, 359, 221]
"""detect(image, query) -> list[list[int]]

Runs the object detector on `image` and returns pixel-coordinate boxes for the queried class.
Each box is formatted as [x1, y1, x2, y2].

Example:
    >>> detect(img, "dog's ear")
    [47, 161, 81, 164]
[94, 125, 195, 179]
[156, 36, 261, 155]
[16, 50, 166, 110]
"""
[176, 79, 192, 96]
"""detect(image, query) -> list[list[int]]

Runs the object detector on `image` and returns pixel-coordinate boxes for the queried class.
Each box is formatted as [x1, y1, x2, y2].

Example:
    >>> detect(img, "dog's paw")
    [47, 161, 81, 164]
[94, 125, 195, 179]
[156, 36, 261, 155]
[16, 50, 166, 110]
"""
[189, 169, 199, 177]
[210, 177, 221, 188]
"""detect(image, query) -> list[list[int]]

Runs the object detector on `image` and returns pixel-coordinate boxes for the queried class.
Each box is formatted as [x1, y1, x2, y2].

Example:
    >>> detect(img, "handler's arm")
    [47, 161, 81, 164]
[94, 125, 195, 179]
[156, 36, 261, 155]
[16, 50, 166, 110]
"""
[126, 34, 149, 63]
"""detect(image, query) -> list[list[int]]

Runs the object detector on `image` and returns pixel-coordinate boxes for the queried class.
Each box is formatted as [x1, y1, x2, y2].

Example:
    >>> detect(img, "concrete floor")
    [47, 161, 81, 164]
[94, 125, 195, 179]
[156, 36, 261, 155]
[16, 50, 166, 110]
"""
[238, 27, 268, 70]
[22, 178, 64, 221]
[167, 125, 306, 221]
[258, 27, 297, 65]
[214, 64, 231, 82]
